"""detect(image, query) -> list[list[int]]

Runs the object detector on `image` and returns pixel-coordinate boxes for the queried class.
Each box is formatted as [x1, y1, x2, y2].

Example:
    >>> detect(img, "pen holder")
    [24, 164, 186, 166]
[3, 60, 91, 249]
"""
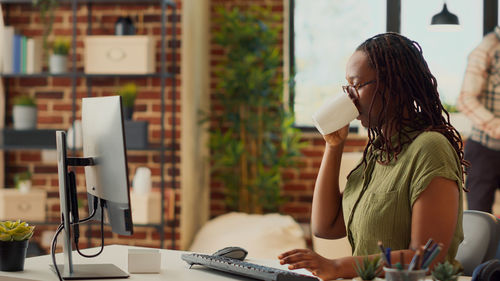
[384, 266, 427, 281]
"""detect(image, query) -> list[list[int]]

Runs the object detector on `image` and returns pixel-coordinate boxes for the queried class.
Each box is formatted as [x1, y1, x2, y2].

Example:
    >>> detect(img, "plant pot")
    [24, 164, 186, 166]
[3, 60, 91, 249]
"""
[0, 240, 29, 271]
[122, 106, 134, 120]
[13, 105, 37, 130]
[49, 54, 68, 74]
[352, 277, 384, 281]
[18, 180, 31, 194]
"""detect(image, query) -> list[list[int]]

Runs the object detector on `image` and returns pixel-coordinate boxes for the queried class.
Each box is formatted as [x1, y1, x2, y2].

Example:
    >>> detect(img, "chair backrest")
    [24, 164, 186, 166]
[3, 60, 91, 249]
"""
[455, 210, 500, 276]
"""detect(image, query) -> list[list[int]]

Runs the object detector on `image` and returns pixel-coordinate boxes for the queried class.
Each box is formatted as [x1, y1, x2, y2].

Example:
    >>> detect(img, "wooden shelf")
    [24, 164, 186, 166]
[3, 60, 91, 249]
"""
[0, 0, 175, 5]
[0, 72, 174, 79]
[0, 129, 167, 151]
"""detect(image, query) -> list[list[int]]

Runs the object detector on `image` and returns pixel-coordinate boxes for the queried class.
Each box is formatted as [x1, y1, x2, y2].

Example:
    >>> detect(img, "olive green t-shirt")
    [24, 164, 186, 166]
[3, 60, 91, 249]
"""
[342, 131, 464, 263]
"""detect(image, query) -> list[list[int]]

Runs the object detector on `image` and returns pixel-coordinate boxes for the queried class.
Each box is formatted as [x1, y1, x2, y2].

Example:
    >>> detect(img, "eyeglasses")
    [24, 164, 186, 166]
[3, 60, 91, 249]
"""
[342, 80, 376, 102]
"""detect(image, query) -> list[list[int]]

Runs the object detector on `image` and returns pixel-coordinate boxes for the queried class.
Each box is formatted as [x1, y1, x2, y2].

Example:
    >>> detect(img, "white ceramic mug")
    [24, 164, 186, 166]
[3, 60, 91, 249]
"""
[312, 93, 360, 135]
[132, 167, 152, 195]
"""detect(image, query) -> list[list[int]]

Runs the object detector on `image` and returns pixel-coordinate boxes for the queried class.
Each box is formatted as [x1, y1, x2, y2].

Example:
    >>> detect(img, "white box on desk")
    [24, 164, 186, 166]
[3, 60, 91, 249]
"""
[128, 248, 161, 273]
[130, 192, 161, 224]
[84, 35, 155, 74]
[0, 189, 46, 222]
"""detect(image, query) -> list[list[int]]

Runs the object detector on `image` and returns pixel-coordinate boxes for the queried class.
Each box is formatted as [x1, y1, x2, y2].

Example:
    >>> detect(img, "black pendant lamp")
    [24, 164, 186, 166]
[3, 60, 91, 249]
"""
[431, 3, 459, 25]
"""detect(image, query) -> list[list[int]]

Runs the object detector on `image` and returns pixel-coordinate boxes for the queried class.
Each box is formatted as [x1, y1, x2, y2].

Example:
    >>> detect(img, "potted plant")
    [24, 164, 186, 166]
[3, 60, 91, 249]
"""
[431, 261, 462, 281]
[14, 171, 32, 194]
[49, 37, 70, 74]
[353, 255, 383, 281]
[13, 95, 37, 130]
[209, 6, 305, 213]
[443, 102, 472, 137]
[33, 0, 59, 65]
[0, 220, 35, 271]
[117, 83, 138, 120]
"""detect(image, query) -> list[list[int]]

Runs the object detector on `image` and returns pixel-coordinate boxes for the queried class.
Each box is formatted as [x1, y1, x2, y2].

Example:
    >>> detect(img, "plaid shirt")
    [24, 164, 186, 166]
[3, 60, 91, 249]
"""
[458, 26, 500, 150]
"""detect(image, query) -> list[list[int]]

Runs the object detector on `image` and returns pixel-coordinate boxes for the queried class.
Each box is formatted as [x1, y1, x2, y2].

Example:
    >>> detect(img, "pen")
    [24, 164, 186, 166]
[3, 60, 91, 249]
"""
[408, 249, 421, 271]
[378, 241, 390, 266]
[421, 244, 442, 269]
[423, 238, 434, 251]
[385, 248, 391, 268]
[422, 243, 438, 267]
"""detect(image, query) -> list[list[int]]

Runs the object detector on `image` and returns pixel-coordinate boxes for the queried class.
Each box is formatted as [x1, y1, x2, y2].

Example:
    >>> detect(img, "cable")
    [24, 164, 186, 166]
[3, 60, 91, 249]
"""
[72, 194, 98, 246]
[51, 223, 64, 281]
[50, 197, 100, 280]
[75, 199, 105, 258]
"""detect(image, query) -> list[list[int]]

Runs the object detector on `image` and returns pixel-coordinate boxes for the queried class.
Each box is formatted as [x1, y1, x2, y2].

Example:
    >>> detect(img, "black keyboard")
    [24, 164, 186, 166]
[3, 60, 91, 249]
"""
[181, 253, 319, 281]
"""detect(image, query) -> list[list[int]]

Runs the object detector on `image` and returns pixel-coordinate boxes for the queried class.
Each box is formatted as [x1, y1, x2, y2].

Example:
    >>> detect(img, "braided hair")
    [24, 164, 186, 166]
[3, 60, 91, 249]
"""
[353, 32, 468, 187]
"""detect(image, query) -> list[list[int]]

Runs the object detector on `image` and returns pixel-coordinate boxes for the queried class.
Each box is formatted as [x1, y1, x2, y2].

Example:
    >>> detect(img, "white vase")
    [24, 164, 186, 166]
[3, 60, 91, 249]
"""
[49, 54, 68, 74]
[67, 120, 83, 149]
[18, 180, 31, 194]
[13, 105, 37, 130]
[133, 167, 152, 195]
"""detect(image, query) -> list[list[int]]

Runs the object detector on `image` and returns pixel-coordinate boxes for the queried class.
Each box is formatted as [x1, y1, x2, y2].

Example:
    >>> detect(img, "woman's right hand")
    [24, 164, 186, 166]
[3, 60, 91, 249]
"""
[278, 249, 338, 280]
[323, 125, 349, 147]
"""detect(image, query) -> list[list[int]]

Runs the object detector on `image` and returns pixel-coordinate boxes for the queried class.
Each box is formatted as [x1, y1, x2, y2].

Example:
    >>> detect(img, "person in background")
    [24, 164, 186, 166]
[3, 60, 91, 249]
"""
[457, 26, 500, 214]
[278, 33, 467, 280]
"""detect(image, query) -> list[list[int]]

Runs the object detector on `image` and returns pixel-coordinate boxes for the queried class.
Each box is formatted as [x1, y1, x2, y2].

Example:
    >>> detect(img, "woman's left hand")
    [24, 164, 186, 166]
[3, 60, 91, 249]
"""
[278, 249, 337, 280]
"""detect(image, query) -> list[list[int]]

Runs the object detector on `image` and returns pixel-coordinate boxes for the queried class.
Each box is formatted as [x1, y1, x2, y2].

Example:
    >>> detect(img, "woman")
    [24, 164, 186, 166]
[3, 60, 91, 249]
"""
[279, 33, 467, 280]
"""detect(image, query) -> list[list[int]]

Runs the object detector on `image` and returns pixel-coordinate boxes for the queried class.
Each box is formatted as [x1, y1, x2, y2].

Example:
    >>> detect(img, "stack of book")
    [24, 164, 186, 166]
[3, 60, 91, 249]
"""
[0, 26, 43, 74]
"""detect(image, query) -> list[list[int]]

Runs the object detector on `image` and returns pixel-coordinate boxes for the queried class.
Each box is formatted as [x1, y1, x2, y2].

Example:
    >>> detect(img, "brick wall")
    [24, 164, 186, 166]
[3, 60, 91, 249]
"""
[2, 1, 181, 251]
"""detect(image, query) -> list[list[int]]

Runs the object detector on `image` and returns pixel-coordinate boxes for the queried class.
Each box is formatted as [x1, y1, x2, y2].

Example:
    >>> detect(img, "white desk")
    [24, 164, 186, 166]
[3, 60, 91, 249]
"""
[0, 245, 472, 281]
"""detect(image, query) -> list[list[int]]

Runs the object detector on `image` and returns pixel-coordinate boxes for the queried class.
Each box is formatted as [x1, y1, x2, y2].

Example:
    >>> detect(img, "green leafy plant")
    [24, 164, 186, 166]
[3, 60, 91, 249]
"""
[431, 261, 462, 281]
[52, 37, 71, 56]
[442, 103, 458, 113]
[208, 6, 306, 213]
[0, 220, 35, 242]
[32, 0, 58, 56]
[353, 255, 383, 281]
[13, 95, 36, 107]
[14, 171, 32, 190]
[117, 83, 138, 108]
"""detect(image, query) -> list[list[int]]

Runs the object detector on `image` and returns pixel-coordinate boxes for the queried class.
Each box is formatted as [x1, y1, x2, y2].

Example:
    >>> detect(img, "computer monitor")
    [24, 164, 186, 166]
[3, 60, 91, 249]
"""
[53, 95, 133, 279]
[82, 96, 133, 236]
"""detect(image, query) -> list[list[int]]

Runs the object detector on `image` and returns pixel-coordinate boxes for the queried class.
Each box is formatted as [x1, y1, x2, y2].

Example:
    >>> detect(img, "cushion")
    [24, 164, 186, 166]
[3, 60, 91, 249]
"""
[189, 212, 306, 259]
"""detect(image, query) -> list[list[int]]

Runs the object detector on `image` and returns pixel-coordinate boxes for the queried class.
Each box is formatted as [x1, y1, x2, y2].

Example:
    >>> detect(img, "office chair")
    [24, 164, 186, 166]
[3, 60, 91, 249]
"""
[455, 210, 500, 276]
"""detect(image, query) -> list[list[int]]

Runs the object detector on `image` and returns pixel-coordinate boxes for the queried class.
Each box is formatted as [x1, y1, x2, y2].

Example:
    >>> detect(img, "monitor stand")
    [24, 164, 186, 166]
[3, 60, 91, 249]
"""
[50, 264, 129, 280]
[54, 131, 129, 280]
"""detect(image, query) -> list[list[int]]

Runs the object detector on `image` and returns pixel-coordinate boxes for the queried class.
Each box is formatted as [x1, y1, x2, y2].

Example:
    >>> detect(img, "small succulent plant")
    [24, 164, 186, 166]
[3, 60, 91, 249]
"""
[0, 220, 35, 242]
[117, 83, 137, 108]
[52, 37, 71, 55]
[354, 255, 383, 281]
[431, 261, 462, 281]
[13, 95, 36, 107]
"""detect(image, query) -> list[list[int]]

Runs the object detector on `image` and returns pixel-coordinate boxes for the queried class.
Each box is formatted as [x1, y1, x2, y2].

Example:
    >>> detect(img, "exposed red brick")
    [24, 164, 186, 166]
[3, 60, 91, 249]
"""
[283, 184, 307, 191]
[127, 155, 149, 163]
[53, 104, 73, 111]
[36, 91, 64, 99]
[20, 152, 42, 162]
[38, 116, 64, 124]
[52, 78, 73, 87]
[34, 166, 58, 174]
[19, 78, 48, 87]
